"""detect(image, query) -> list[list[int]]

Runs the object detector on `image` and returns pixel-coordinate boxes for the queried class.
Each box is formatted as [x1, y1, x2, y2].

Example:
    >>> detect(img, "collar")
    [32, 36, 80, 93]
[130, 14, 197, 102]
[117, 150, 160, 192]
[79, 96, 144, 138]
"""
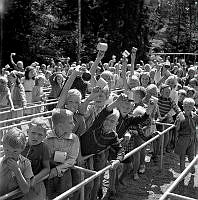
[47, 130, 74, 140]
[184, 111, 193, 117]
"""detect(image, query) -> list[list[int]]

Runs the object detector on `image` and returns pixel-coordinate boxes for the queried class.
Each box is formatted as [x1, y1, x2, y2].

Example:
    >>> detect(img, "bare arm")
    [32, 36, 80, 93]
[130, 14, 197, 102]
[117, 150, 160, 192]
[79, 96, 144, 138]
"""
[57, 70, 81, 108]
[90, 51, 105, 88]
[130, 47, 137, 76]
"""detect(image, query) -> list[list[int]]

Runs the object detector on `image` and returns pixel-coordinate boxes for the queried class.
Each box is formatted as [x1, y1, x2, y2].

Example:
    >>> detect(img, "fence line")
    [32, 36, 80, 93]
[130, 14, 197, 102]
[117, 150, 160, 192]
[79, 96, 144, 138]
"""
[0, 116, 52, 131]
[0, 110, 52, 125]
[0, 122, 175, 200]
[53, 124, 175, 200]
[159, 154, 198, 200]
[0, 101, 57, 115]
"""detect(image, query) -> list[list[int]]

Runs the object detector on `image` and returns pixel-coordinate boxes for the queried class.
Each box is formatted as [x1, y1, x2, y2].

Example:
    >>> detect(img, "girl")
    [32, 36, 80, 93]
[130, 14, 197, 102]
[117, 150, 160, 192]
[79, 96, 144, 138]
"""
[22, 66, 37, 103]
[0, 76, 14, 140]
[140, 72, 150, 88]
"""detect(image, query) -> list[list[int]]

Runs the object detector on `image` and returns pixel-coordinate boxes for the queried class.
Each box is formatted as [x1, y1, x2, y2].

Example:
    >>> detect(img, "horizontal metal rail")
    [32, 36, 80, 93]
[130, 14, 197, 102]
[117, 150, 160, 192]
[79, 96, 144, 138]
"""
[159, 154, 198, 200]
[0, 101, 57, 115]
[0, 123, 175, 200]
[168, 193, 198, 200]
[0, 110, 52, 125]
[0, 116, 52, 131]
[53, 124, 175, 200]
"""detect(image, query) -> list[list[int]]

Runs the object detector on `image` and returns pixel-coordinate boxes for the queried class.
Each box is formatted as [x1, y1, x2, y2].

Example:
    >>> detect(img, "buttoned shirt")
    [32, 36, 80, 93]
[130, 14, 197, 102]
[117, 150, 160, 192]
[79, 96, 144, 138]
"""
[44, 131, 80, 175]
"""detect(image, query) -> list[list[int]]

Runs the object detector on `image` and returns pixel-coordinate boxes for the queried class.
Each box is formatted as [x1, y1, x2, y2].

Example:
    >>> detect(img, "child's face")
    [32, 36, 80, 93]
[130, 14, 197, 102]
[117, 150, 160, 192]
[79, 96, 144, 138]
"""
[141, 74, 150, 86]
[128, 78, 139, 89]
[56, 75, 63, 85]
[119, 101, 133, 117]
[28, 125, 46, 146]
[167, 79, 176, 89]
[133, 92, 142, 104]
[38, 78, 45, 87]
[65, 95, 81, 113]
[183, 102, 194, 114]
[103, 115, 118, 133]
[95, 91, 108, 106]
[29, 69, 36, 79]
[147, 88, 158, 98]
[178, 93, 185, 102]
[187, 91, 194, 98]
[3, 144, 23, 161]
[57, 115, 75, 134]
[161, 87, 171, 97]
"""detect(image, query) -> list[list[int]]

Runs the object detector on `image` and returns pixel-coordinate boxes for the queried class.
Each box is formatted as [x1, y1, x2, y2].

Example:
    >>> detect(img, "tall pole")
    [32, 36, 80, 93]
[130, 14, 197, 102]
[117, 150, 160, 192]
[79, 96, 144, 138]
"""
[0, 0, 4, 70]
[77, 0, 81, 63]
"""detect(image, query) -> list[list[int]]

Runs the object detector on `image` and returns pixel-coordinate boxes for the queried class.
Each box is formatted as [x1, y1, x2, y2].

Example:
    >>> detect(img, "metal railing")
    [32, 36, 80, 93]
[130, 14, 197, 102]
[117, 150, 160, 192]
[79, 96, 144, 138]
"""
[159, 154, 198, 200]
[0, 116, 178, 200]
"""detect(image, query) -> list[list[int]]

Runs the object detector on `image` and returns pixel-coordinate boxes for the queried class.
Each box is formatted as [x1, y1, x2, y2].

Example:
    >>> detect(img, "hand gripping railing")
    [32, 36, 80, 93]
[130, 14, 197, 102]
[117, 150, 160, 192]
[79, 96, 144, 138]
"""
[52, 124, 175, 200]
[0, 122, 175, 200]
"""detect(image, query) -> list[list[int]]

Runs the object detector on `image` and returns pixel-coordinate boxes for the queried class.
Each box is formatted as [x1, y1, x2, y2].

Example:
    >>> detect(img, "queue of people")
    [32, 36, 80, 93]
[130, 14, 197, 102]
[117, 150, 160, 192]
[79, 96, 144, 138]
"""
[0, 46, 198, 200]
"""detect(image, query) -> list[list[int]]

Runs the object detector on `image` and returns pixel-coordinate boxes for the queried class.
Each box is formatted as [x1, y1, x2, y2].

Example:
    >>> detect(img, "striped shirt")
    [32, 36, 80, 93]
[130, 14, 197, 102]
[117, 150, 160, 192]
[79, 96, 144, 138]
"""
[158, 96, 181, 117]
[80, 107, 124, 161]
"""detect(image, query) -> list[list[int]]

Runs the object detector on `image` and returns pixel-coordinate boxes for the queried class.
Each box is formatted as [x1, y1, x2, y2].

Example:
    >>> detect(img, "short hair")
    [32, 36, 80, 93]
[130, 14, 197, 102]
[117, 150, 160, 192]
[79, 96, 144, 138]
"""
[146, 84, 158, 92]
[35, 75, 46, 86]
[101, 70, 114, 81]
[52, 108, 73, 126]
[66, 89, 82, 102]
[165, 75, 178, 86]
[178, 89, 187, 96]
[189, 78, 198, 86]
[133, 86, 146, 99]
[29, 117, 49, 133]
[160, 84, 170, 93]
[183, 98, 195, 105]
[187, 87, 195, 95]
[2, 128, 27, 149]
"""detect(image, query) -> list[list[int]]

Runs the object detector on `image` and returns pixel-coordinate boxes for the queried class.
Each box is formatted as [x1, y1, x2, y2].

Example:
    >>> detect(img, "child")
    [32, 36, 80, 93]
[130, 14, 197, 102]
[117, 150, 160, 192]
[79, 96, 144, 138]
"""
[178, 89, 187, 111]
[0, 76, 15, 141]
[175, 98, 198, 173]
[22, 66, 37, 103]
[157, 84, 181, 153]
[32, 75, 47, 103]
[80, 96, 125, 200]
[0, 128, 34, 197]
[21, 117, 50, 200]
[44, 109, 80, 200]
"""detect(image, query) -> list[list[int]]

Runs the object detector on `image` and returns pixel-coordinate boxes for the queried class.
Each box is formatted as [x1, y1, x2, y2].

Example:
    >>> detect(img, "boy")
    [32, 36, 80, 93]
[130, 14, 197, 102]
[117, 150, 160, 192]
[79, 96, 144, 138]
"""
[175, 98, 198, 173]
[80, 95, 125, 200]
[0, 128, 34, 197]
[157, 84, 181, 153]
[22, 117, 50, 200]
[44, 109, 80, 199]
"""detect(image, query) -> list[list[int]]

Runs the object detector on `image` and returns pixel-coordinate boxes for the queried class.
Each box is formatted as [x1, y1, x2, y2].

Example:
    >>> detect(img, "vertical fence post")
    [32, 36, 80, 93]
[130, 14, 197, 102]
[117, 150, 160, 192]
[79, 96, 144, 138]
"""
[160, 125, 165, 170]
[80, 171, 84, 200]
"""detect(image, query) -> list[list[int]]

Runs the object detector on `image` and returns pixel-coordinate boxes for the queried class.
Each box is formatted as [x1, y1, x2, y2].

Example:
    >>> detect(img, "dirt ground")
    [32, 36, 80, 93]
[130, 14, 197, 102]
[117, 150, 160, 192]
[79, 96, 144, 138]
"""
[102, 152, 198, 200]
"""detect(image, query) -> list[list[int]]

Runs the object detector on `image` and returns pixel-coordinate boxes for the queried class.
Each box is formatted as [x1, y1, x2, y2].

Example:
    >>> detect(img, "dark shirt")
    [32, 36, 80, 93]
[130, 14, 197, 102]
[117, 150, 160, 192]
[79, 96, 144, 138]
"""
[116, 112, 150, 139]
[80, 107, 124, 161]
[22, 142, 50, 175]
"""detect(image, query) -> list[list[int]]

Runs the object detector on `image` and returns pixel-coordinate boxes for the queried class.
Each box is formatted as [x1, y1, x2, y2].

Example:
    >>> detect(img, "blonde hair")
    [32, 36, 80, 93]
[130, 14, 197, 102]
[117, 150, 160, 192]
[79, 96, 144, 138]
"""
[66, 89, 82, 102]
[29, 117, 49, 133]
[52, 108, 73, 126]
[2, 128, 27, 149]
[106, 108, 120, 121]
[183, 98, 195, 106]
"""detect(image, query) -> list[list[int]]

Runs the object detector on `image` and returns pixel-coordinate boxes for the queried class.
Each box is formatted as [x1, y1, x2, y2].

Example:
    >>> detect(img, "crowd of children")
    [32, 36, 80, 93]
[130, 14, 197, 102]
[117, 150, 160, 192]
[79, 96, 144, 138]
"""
[0, 47, 198, 200]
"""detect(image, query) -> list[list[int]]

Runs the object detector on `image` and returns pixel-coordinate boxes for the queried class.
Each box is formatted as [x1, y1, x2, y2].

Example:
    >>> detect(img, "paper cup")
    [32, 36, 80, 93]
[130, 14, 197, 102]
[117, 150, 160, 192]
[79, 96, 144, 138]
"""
[97, 43, 108, 52]
[122, 50, 130, 58]
[54, 151, 67, 163]
[96, 77, 108, 89]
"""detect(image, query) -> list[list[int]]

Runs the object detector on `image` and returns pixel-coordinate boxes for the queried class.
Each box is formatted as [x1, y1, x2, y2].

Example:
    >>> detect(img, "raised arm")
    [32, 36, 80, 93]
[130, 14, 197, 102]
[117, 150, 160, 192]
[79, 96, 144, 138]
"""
[57, 70, 82, 108]
[90, 51, 105, 87]
[10, 53, 17, 69]
[130, 47, 137, 76]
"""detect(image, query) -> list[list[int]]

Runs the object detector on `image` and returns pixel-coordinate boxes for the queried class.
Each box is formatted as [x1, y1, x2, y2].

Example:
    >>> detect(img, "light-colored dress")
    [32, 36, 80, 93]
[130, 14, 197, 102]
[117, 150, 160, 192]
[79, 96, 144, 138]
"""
[22, 78, 35, 103]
